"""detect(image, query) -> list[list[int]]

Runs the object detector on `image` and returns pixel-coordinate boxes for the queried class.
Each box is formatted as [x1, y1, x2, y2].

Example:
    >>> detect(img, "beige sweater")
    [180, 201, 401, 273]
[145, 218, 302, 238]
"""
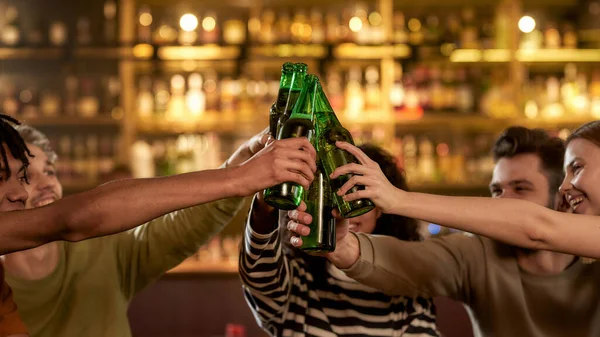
[344, 233, 600, 337]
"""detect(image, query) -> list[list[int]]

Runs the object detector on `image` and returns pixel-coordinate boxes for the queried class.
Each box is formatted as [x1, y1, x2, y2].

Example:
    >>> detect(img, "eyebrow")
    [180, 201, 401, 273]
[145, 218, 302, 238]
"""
[565, 157, 582, 171]
[489, 180, 533, 189]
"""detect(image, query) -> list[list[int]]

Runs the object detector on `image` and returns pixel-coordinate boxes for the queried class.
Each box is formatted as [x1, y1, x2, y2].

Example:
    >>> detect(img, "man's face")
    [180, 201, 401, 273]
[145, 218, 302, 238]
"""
[490, 153, 555, 208]
[0, 145, 29, 212]
[24, 144, 62, 209]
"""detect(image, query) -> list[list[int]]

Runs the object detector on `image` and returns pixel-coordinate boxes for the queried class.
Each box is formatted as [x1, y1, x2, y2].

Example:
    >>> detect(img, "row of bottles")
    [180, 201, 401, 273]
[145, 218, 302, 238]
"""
[46, 132, 119, 184]
[137, 72, 291, 123]
[0, 75, 122, 119]
[0, 0, 118, 47]
[131, 133, 222, 179]
[520, 64, 600, 120]
[392, 133, 497, 186]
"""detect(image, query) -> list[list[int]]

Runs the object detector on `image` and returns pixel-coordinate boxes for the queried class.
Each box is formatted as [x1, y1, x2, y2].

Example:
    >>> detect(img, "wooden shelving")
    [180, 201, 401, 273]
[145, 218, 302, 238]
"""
[167, 259, 238, 274]
[23, 116, 122, 127]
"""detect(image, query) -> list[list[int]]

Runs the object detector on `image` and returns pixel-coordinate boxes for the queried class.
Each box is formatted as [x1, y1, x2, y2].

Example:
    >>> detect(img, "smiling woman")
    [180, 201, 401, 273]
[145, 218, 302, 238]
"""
[560, 122, 600, 216]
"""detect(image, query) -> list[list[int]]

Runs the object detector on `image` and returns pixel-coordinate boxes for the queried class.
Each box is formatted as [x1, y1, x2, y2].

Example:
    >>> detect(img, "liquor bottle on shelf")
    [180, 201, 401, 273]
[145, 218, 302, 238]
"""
[49, 21, 68, 46]
[185, 73, 206, 118]
[137, 5, 153, 43]
[77, 78, 99, 118]
[104, 0, 118, 44]
[76, 17, 92, 45]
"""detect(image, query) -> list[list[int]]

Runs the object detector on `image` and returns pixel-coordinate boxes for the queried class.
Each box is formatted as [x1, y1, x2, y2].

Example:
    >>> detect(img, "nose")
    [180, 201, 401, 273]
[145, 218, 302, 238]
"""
[6, 178, 29, 204]
[559, 175, 572, 196]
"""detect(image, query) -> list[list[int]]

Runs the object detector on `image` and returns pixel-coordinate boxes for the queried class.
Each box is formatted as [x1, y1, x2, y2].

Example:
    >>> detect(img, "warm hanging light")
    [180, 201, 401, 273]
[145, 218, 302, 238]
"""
[518, 15, 536, 33]
[349, 16, 363, 32]
[180, 14, 199, 32]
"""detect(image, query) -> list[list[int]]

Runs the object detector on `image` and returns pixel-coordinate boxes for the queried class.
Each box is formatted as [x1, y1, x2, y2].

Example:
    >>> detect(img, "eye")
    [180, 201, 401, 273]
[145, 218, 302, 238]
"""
[45, 169, 56, 176]
[490, 188, 501, 197]
[572, 164, 583, 175]
[515, 186, 529, 192]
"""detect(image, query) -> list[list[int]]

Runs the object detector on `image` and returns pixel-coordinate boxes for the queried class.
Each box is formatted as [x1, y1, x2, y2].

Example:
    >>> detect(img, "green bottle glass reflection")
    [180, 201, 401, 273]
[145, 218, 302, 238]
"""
[300, 167, 336, 253]
[276, 63, 307, 137]
[269, 62, 295, 137]
[313, 83, 375, 218]
[264, 74, 319, 210]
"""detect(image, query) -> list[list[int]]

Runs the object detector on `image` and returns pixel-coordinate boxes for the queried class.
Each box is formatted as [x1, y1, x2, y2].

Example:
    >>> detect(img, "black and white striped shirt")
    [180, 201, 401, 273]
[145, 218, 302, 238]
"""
[240, 217, 441, 337]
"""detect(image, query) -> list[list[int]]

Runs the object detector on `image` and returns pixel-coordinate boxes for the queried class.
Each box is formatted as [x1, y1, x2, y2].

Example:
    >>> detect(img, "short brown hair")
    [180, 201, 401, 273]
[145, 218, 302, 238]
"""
[492, 126, 565, 196]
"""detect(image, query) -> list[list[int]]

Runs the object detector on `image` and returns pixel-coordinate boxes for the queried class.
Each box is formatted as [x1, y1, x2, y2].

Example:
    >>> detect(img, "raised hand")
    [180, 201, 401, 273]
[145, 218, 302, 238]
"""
[236, 137, 317, 197]
[330, 141, 404, 214]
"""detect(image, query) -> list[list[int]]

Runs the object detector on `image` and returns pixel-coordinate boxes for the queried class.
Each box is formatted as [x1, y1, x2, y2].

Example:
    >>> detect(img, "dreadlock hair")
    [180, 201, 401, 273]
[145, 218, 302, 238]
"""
[0, 114, 33, 180]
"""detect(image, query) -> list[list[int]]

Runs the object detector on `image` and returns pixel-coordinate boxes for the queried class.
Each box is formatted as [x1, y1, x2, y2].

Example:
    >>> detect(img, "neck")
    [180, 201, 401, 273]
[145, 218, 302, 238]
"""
[516, 248, 576, 275]
[2, 242, 60, 280]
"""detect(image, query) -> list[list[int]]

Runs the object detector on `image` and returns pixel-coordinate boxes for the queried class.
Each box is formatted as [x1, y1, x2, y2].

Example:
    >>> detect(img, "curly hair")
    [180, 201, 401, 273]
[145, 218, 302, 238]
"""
[0, 114, 33, 181]
[281, 143, 421, 283]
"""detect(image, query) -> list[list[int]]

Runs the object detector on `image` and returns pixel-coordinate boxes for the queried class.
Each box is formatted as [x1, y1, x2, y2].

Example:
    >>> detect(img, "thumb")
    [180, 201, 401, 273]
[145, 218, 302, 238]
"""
[249, 133, 272, 155]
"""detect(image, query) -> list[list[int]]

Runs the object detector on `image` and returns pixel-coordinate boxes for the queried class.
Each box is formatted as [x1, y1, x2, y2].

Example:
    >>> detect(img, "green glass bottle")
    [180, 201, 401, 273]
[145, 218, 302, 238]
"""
[300, 165, 336, 253]
[276, 63, 307, 137]
[269, 62, 295, 137]
[264, 74, 318, 210]
[313, 83, 375, 218]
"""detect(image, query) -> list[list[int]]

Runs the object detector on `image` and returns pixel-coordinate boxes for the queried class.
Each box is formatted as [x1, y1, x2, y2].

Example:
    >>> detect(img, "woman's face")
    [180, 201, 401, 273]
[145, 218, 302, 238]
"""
[347, 208, 382, 234]
[560, 138, 600, 216]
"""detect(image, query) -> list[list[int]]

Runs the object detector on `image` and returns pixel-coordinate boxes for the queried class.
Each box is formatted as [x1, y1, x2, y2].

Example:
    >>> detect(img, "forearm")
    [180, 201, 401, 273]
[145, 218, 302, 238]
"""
[0, 166, 247, 255]
[337, 233, 469, 299]
[250, 193, 279, 234]
[392, 190, 552, 250]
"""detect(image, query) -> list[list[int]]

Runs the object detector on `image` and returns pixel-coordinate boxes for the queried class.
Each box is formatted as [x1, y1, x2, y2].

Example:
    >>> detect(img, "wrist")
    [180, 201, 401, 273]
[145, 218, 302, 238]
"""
[224, 165, 250, 198]
[329, 233, 360, 269]
[389, 188, 408, 215]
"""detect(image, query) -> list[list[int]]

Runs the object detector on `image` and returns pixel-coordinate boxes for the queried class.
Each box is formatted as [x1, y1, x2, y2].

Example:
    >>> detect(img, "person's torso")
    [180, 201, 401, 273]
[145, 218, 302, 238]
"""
[276, 258, 440, 337]
[470, 238, 600, 337]
[6, 239, 132, 337]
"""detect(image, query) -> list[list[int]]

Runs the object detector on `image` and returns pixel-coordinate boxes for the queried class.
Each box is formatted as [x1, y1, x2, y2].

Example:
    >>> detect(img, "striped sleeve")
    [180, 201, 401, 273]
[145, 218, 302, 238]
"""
[239, 208, 291, 335]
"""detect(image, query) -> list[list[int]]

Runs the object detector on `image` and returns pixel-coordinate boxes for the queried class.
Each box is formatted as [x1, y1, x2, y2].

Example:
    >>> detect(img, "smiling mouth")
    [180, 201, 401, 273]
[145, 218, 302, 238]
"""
[34, 198, 56, 208]
[569, 196, 585, 211]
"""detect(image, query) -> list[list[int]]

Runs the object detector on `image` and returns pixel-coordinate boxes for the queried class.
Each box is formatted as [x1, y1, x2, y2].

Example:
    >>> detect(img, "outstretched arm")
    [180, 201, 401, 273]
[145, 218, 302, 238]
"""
[332, 141, 600, 259]
[0, 137, 317, 255]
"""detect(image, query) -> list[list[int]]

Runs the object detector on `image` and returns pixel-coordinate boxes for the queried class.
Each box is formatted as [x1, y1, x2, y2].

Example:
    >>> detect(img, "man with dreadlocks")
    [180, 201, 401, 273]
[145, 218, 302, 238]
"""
[0, 114, 317, 336]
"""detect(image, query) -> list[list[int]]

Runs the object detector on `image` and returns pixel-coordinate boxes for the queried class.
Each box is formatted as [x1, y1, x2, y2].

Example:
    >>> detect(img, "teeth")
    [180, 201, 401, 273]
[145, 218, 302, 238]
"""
[569, 196, 585, 210]
[36, 199, 54, 207]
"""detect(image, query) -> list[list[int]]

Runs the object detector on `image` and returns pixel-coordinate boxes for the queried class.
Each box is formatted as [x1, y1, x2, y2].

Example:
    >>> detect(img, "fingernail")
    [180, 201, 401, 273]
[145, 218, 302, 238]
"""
[291, 237, 300, 246]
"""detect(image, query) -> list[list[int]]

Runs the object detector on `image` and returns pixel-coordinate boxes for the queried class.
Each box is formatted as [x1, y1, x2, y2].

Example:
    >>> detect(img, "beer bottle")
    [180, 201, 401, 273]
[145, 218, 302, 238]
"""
[313, 83, 375, 218]
[264, 74, 319, 210]
[300, 165, 336, 253]
[276, 63, 307, 137]
[269, 62, 295, 137]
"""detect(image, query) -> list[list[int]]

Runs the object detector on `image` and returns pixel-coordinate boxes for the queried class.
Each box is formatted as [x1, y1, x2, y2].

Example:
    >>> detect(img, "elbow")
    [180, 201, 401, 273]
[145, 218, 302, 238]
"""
[523, 207, 555, 250]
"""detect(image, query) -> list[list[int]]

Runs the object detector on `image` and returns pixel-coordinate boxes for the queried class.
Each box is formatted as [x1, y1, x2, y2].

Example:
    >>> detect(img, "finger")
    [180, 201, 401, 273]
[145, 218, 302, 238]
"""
[342, 189, 371, 202]
[335, 141, 372, 165]
[290, 236, 303, 247]
[281, 171, 312, 191]
[337, 175, 371, 196]
[330, 163, 369, 180]
[297, 201, 307, 212]
[332, 208, 342, 219]
[249, 133, 272, 154]
[288, 208, 313, 225]
[281, 137, 317, 160]
[284, 148, 317, 173]
[280, 161, 315, 187]
[288, 220, 311, 236]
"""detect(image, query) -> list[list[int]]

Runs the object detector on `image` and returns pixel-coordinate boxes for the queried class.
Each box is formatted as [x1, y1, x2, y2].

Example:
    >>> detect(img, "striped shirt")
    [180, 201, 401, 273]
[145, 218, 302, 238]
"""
[240, 216, 441, 337]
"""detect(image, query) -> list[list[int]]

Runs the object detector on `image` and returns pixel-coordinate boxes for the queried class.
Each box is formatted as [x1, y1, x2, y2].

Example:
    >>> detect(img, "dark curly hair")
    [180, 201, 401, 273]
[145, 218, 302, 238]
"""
[0, 114, 33, 181]
[282, 143, 421, 283]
